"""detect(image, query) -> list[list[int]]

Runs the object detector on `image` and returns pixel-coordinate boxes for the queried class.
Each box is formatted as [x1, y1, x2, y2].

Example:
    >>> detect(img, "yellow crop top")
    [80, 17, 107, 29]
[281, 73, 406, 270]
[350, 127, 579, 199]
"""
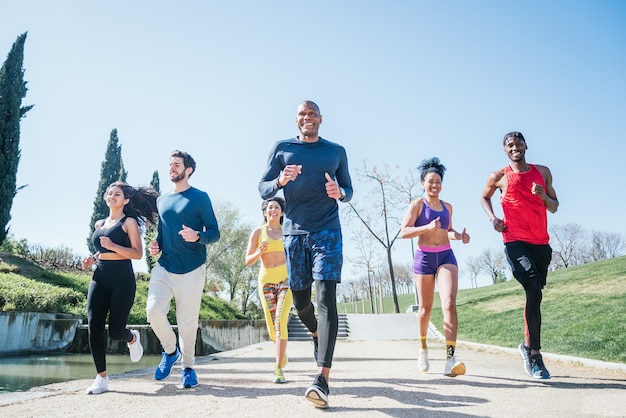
[258, 224, 284, 253]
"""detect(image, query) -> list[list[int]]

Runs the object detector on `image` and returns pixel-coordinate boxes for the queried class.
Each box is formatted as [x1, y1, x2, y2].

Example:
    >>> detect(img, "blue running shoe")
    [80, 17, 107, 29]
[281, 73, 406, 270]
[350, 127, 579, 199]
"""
[155, 348, 180, 380]
[182, 368, 198, 388]
[530, 353, 551, 379]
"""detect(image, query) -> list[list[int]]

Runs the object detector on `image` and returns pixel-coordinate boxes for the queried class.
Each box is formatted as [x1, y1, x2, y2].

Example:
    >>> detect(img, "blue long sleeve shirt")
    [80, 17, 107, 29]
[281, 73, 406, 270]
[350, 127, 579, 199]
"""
[156, 186, 220, 274]
[259, 137, 353, 235]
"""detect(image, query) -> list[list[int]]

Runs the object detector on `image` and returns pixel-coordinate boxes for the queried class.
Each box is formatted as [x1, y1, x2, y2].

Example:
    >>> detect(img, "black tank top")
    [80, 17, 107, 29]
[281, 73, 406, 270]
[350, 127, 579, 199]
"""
[92, 216, 131, 253]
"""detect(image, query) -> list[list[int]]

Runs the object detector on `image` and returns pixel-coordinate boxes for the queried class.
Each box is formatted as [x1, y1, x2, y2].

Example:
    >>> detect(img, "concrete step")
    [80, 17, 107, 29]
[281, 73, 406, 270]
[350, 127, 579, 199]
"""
[288, 313, 350, 341]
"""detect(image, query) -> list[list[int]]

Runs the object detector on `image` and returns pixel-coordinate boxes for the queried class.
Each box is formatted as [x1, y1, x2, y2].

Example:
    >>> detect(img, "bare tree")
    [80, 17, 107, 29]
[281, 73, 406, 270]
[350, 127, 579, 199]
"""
[549, 223, 625, 268]
[589, 230, 626, 262]
[347, 233, 380, 314]
[550, 223, 587, 269]
[345, 162, 419, 313]
[464, 256, 482, 288]
[389, 168, 421, 305]
[477, 248, 507, 284]
[336, 283, 352, 305]
[392, 263, 413, 295]
[354, 277, 370, 301]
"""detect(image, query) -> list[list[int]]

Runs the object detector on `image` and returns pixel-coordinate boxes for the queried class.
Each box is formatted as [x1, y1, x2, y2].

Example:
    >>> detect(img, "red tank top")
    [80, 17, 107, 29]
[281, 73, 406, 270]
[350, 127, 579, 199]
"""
[501, 164, 549, 245]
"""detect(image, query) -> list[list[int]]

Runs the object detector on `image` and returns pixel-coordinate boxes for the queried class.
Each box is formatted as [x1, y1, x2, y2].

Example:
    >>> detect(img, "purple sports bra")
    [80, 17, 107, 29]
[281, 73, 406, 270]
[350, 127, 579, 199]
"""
[414, 199, 450, 230]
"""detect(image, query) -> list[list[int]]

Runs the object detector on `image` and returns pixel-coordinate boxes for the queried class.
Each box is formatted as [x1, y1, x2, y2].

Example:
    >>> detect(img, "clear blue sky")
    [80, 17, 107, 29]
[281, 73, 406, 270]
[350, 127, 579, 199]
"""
[2, 1, 625, 288]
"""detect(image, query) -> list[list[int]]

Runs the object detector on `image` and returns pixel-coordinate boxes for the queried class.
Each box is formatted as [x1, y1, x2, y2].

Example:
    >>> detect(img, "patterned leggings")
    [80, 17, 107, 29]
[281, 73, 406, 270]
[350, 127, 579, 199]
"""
[260, 278, 293, 341]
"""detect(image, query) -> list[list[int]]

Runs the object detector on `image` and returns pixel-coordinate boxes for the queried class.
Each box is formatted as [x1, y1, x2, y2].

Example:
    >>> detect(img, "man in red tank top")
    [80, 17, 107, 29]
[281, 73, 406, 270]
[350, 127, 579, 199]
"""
[480, 131, 559, 380]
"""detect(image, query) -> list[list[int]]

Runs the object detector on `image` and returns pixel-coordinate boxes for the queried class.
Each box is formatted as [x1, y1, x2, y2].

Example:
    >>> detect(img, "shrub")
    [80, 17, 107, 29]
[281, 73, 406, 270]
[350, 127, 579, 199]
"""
[0, 234, 29, 256]
[0, 273, 85, 313]
[1, 252, 248, 324]
[0, 262, 20, 274]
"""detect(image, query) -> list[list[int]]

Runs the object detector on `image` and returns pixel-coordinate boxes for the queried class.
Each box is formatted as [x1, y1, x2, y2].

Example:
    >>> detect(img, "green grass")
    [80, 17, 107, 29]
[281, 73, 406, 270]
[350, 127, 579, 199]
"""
[0, 252, 245, 323]
[339, 255, 626, 364]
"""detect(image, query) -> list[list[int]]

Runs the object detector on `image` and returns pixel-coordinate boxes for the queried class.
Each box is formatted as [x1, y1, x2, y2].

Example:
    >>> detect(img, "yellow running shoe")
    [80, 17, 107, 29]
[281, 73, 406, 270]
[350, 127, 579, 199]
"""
[273, 366, 285, 384]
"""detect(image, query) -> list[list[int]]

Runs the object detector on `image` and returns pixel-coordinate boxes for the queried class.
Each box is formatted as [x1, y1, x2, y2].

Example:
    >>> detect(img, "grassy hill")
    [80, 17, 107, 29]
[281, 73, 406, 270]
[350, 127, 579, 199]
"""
[340, 255, 626, 364]
[0, 252, 245, 323]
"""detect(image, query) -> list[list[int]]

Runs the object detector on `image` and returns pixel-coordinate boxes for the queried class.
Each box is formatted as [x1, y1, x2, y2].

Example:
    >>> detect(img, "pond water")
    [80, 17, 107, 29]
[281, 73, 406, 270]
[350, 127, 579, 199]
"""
[0, 353, 161, 393]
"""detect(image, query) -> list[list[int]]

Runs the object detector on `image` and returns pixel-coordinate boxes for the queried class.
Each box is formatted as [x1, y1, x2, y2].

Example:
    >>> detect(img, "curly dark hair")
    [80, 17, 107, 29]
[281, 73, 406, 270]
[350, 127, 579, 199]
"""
[503, 131, 525, 145]
[417, 157, 446, 182]
[107, 181, 159, 226]
[261, 197, 285, 224]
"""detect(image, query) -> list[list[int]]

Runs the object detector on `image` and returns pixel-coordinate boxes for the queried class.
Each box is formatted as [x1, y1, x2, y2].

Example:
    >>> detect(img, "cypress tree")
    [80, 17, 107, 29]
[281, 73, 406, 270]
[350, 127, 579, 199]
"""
[86, 129, 128, 253]
[0, 33, 33, 245]
[144, 169, 160, 271]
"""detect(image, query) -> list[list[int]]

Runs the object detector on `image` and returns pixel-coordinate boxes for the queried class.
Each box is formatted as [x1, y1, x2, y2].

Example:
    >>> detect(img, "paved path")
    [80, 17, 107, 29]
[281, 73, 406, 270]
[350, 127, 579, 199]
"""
[0, 314, 626, 418]
[1, 337, 624, 417]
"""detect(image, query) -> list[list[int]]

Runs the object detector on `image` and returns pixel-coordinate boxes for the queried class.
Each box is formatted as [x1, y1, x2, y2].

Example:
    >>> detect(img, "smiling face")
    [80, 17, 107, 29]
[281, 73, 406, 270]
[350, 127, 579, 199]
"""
[104, 186, 129, 210]
[503, 136, 527, 163]
[264, 200, 284, 223]
[169, 156, 190, 183]
[296, 101, 322, 140]
[421, 172, 442, 197]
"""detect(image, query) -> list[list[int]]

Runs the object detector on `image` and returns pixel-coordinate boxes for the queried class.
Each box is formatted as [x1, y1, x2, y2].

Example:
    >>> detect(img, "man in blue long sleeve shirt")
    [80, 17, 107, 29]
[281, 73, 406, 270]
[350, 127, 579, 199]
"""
[259, 101, 353, 409]
[147, 150, 220, 389]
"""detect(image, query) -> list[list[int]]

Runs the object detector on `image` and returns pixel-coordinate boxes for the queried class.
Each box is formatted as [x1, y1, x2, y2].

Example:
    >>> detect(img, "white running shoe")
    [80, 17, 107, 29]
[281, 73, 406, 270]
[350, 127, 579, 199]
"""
[418, 349, 430, 372]
[444, 356, 466, 377]
[86, 375, 109, 394]
[128, 329, 143, 363]
[518, 343, 533, 377]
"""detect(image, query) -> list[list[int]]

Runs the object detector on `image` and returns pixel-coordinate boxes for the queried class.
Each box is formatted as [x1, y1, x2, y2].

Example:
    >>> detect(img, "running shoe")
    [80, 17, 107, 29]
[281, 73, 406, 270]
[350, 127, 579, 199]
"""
[127, 329, 143, 363]
[305, 373, 329, 408]
[182, 367, 199, 388]
[280, 353, 288, 369]
[418, 348, 430, 372]
[444, 356, 466, 377]
[530, 354, 551, 379]
[273, 366, 285, 384]
[518, 343, 532, 377]
[155, 348, 181, 380]
[86, 375, 108, 395]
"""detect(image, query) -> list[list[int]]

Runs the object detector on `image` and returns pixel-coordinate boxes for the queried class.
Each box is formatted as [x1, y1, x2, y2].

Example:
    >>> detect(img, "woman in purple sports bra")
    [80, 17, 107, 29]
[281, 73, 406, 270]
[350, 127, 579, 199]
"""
[400, 157, 470, 377]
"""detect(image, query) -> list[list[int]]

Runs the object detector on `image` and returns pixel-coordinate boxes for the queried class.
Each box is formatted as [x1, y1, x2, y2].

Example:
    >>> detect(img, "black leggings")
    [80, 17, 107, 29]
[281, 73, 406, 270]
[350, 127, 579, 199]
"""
[292, 280, 338, 368]
[87, 260, 136, 373]
[505, 242, 552, 351]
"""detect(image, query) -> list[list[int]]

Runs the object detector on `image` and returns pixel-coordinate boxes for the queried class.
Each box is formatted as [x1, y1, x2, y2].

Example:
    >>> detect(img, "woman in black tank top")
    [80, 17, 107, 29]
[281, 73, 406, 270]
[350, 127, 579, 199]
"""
[82, 181, 158, 395]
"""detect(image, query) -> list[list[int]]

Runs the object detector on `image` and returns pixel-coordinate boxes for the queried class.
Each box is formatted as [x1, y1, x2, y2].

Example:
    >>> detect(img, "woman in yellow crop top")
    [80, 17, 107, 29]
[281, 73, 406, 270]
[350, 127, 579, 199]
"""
[245, 197, 292, 383]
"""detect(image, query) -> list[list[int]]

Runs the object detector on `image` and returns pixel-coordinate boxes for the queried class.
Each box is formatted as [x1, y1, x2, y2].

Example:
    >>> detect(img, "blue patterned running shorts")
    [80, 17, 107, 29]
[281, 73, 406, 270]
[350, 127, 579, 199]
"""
[283, 229, 343, 292]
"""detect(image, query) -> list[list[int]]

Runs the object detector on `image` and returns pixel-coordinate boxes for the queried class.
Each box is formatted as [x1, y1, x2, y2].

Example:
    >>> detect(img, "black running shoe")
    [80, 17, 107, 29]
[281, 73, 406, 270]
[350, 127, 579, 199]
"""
[305, 373, 329, 408]
[530, 353, 551, 379]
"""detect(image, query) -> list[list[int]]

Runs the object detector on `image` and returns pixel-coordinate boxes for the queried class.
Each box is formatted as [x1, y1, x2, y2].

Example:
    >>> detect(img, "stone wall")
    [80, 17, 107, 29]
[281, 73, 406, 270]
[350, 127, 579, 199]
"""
[1, 311, 270, 356]
[67, 320, 270, 355]
[0, 312, 81, 355]
[199, 320, 269, 353]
